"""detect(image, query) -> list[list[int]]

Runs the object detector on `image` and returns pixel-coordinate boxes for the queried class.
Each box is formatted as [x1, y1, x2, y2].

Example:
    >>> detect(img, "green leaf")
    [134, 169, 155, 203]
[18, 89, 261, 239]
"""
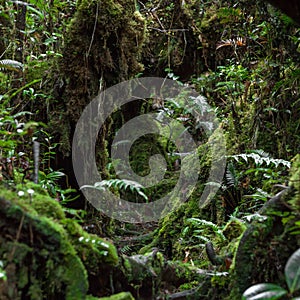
[26, 5, 44, 19]
[285, 248, 300, 293]
[242, 283, 287, 300]
[4, 79, 42, 103]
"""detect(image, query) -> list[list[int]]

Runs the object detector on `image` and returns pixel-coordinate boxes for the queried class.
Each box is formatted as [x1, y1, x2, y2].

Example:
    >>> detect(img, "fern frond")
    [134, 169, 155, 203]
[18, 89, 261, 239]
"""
[187, 218, 226, 241]
[230, 151, 290, 169]
[252, 149, 269, 158]
[120, 245, 132, 255]
[225, 162, 239, 188]
[81, 179, 148, 201]
[0, 59, 24, 72]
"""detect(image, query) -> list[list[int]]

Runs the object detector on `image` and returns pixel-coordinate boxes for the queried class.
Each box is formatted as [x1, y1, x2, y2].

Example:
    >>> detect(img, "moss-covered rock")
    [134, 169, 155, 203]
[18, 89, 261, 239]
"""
[0, 196, 88, 299]
[0, 183, 65, 220]
[0, 183, 121, 299]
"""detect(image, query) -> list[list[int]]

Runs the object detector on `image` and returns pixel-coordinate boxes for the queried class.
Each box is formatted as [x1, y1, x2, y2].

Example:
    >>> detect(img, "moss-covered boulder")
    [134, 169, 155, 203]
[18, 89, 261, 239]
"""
[0, 183, 119, 299]
[0, 196, 88, 299]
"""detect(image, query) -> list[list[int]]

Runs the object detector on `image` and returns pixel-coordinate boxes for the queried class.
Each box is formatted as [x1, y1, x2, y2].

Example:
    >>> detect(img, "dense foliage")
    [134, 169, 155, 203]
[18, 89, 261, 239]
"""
[0, 0, 300, 299]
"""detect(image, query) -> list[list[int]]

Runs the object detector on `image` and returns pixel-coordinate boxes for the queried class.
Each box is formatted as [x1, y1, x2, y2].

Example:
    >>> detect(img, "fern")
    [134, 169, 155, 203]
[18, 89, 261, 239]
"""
[81, 179, 148, 202]
[225, 161, 239, 188]
[187, 218, 226, 241]
[230, 151, 290, 169]
[243, 188, 270, 202]
[120, 245, 132, 255]
[193, 232, 210, 244]
[0, 59, 24, 72]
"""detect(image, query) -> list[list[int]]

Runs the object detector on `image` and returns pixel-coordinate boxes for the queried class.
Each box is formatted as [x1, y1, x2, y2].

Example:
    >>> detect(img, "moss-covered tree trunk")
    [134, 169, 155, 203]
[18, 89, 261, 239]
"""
[49, 0, 146, 196]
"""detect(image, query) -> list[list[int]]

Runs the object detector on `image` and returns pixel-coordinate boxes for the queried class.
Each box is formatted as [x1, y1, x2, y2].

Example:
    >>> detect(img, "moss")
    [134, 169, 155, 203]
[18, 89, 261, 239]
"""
[0, 188, 34, 214]
[0, 196, 89, 299]
[120, 250, 166, 297]
[62, 219, 119, 268]
[200, 5, 219, 30]
[177, 261, 194, 279]
[30, 197, 65, 220]
[25, 60, 51, 83]
[63, 254, 88, 300]
[122, 255, 151, 283]
[98, 291, 135, 300]
[122, 257, 132, 276]
[18, 182, 49, 196]
[142, 138, 217, 259]
[32, 218, 89, 299]
[0, 182, 65, 220]
[179, 280, 200, 291]
[222, 219, 246, 241]
[52, 0, 147, 158]
[0, 182, 125, 298]
[0, 187, 114, 299]
[230, 186, 299, 299]
[289, 154, 300, 208]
